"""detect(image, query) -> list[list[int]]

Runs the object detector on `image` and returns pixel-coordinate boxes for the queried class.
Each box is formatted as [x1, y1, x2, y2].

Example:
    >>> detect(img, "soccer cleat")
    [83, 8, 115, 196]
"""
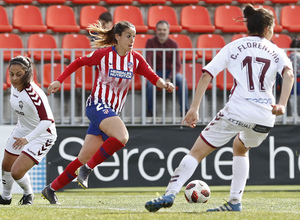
[145, 194, 175, 212]
[41, 185, 59, 204]
[18, 194, 34, 205]
[0, 195, 11, 205]
[207, 202, 242, 212]
[76, 165, 92, 189]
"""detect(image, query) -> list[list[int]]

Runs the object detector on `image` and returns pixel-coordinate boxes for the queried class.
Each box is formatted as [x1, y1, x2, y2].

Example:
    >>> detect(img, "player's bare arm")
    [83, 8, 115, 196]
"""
[182, 72, 212, 128]
[47, 80, 61, 96]
[272, 67, 294, 116]
[156, 78, 175, 93]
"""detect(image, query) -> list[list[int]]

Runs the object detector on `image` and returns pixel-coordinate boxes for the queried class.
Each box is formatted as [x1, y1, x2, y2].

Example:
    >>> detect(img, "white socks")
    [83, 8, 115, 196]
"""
[165, 154, 199, 196]
[15, 173, 33, 196]
[229, 156, 249, 204]
[1, 171, 14, 200]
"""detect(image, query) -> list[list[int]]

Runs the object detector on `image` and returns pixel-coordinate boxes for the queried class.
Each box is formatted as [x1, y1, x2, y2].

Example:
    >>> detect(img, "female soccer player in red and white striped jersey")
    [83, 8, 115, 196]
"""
[41, 20, 174, 204]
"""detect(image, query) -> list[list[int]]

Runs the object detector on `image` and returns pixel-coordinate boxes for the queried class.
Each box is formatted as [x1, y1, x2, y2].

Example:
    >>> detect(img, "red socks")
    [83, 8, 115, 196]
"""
[87, 137, 125, 169]
[50, 158, 83, 191]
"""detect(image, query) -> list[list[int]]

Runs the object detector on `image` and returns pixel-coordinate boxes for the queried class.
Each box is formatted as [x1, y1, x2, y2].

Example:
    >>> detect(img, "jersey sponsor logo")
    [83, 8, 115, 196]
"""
[108, 69, 133, 79]
[245, 97, 272, 104]
[228, 118, 252, 129]
[15, 110, 24, 116]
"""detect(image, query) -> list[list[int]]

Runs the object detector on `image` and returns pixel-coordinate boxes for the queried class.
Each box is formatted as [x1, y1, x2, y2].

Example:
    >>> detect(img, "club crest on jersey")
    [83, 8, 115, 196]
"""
[128, 62, 133, 69]
[109, 69, 133, 79]
[19, 101, 23, 109]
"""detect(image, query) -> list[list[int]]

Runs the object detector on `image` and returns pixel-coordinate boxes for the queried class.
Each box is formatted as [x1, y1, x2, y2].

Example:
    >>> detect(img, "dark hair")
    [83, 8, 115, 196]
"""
[99, 12, 112, 22]
[88, 20, 135, 48]
[290, 39, 300, 48]
[243, 4, 274, 37]
[9, 56, 35, 89]
[156, 20, 170, 29]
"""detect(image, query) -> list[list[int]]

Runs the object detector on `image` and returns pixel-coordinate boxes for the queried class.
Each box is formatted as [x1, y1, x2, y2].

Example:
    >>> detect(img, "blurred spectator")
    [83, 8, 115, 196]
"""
[145, 20, 188, 117]
[99, 12, 113, 30]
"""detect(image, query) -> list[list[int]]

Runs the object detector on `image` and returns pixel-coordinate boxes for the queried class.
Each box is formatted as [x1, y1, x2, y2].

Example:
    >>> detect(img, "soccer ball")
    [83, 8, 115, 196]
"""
[184, 180, 210, 203]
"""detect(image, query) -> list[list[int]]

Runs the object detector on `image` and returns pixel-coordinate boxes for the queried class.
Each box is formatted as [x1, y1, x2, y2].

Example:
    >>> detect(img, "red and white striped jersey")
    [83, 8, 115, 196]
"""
[57, 46, 160, 114]
[10, 82, 56, 136]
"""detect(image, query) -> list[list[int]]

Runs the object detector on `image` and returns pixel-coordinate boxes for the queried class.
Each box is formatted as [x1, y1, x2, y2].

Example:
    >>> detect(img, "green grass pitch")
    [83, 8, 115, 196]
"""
[0, 185, 299, 220]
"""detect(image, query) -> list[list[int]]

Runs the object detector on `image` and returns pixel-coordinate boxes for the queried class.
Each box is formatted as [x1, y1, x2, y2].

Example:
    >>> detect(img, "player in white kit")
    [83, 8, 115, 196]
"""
[145, 4, 294, 212]
[0, 56, 57, 205]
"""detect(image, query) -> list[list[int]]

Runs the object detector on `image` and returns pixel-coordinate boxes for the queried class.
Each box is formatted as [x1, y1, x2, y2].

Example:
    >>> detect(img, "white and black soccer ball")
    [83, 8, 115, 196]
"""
[184, 180, 210, 203]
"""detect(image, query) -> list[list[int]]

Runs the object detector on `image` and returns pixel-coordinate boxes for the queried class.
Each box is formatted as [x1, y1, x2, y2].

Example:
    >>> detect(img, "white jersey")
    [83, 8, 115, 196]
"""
[10, 82, 56, 139]
[203, 36, 293, 127]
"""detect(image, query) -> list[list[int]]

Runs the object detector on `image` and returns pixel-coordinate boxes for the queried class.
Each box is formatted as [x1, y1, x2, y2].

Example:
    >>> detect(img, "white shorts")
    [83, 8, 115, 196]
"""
[201, 110, 270, 149]
[5, 127, 56, 164]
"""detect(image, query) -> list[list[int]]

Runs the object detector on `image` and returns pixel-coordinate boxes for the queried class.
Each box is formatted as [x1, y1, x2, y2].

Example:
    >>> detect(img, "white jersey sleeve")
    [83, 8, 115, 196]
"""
[10, 82, 56, 139]
[203, 36, 293, 127]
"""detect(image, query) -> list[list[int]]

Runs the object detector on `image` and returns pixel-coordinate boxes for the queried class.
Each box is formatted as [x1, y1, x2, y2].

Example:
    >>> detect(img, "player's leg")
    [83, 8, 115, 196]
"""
[76, 134, 104, 189]
[145, 136, 215, 212]
[207, 135, 248, 212]
[77, 116, 127, 189]
[0, 152, 18, 205]
[11, 153, 35, 205]
[207, 129, 269, 212]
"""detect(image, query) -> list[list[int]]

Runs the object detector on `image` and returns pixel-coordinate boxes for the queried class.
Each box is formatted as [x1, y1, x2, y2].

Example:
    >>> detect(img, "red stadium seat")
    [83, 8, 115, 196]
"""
[0, 6, 13, 32]
[43, 63, 70, 90]
[0, 33, 24, 61]
[183, 63, 212, 90]
[169, 34, 198, 61]
[216, 69, 234, 91]
[46, 5, 80, 33]
[4, 0, 33, 3]
[2, 83, 7, 90]
[13, 5, 47, 33]
[271, 34, 292, 49]
[237, 0, 265, 3]
[37, 0, 66, 3]
[231, 34, 248, 42]
[148, 6, 182, 33]
[197, 34, 226, 61]
[114, 6, 148, 33]
[71, 0, 100, 3]
[214, 5, 247, 33]
[104, 0, 133, 3]
[137, 0, 166, 3]
[254, 5, 282, 33]
[27, 34, 61, 61]
[62, 34, 91, 60]
[80, 5, 107, 30]
[204, 0, 232, 3]
[75, 66, 95, 91]
[281, 5, 300, 33]
[170, 0, 199, 3]
[181, 5, 215, 33]
[134, 34, 153, 55]
[271, 0, 297, 3]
